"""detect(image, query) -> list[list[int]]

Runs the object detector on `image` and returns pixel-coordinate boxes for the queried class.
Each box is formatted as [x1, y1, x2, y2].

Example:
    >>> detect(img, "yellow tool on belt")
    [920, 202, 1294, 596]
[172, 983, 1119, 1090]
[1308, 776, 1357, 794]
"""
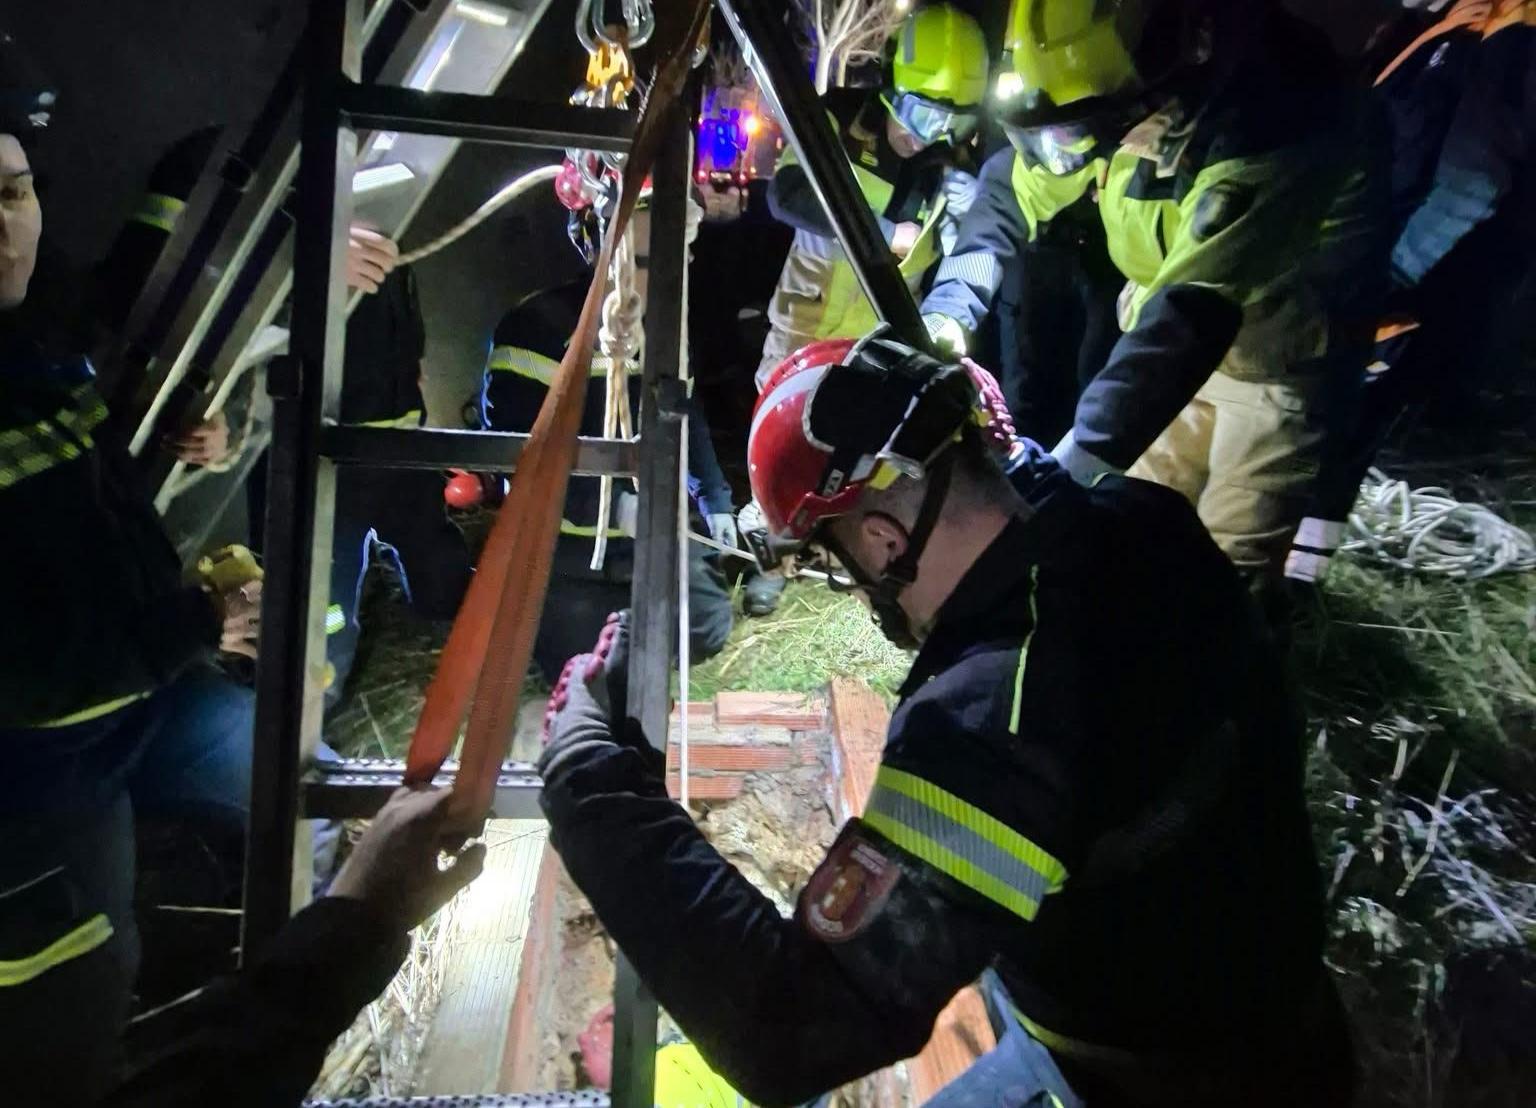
[197, 544, 263, 592]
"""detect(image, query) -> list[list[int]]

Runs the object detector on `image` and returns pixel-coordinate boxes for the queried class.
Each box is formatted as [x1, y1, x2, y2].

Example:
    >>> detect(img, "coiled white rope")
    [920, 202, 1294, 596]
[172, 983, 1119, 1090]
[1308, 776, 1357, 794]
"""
[1343, 468, 1536, 579]
[396, 165, 562, 266]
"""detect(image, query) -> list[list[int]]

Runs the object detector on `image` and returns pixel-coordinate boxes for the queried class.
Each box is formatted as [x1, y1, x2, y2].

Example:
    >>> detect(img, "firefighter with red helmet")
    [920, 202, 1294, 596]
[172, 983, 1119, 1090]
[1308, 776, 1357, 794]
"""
[538, 334, 1352, 1106]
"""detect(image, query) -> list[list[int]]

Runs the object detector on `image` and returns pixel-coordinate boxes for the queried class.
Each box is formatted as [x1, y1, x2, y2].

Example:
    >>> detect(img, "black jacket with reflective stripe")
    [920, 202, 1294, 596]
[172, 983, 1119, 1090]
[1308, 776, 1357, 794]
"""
[0, 340, 219, 728]
[539, 459, 1335, 1106]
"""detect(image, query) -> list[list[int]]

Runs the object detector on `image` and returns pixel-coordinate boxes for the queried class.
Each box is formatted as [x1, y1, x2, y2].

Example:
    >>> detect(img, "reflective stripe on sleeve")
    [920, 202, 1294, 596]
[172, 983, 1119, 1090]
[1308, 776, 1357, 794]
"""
[487, 346, 640, 382]
[0, 914, 114, 987]
[325, 604, 347, 635]
[487, 346, 559, 383]
[934, 251, 1004, 297]
[0, 383, 108, 491]
[359, 409, 423, 429]
[864, 766, 1066, 922]
[33, 692, 151, 729]
[130, 192, 187, 234]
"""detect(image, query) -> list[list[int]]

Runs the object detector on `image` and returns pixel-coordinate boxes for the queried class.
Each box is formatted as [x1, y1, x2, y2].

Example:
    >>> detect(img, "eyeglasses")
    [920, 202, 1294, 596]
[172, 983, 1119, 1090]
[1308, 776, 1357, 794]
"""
[884, 91, 979, 146]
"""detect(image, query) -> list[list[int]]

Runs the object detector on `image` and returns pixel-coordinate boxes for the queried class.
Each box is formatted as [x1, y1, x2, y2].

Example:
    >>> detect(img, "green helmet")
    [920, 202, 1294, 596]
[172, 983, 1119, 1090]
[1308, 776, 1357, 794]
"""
[892, 4, 991, 108]
[997, 0, 1207, 129]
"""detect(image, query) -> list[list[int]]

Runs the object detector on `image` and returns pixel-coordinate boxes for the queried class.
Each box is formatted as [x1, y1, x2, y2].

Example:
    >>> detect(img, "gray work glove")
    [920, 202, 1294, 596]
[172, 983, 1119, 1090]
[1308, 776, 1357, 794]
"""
[706, 511, 739, 550]
[941, 168, 980, 220]
[539, 611, 660, 785]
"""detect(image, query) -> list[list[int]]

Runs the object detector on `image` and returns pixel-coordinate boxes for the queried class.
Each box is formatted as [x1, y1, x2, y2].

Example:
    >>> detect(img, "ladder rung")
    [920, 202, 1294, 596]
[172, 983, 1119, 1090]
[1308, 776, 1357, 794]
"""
[319, 426, 638, 476]
[304, 757, 543, 820]
[339, 85, 633, 152]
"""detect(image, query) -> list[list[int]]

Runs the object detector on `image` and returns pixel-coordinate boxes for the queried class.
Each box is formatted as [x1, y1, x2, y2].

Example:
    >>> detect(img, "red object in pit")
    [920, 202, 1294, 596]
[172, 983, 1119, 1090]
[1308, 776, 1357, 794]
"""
[578, 1004, 615, 1089]
[554, 160, 591, 211]
[444, 469, 484, 509]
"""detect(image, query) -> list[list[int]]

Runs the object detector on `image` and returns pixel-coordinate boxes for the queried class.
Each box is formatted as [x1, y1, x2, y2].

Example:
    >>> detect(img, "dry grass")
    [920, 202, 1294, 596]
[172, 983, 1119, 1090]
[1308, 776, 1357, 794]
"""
[685, 578, 911, 701]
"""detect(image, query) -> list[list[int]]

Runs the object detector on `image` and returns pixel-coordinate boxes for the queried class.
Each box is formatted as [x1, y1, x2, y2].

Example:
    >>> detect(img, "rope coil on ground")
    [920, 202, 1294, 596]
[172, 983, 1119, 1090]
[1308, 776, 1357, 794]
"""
[1343, 468, 1536, 579]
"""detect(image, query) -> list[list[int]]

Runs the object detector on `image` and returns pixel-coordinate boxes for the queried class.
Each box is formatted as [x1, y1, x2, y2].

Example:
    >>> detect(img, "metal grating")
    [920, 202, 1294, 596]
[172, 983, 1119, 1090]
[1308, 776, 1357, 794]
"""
[305, 1094, 610, 1107]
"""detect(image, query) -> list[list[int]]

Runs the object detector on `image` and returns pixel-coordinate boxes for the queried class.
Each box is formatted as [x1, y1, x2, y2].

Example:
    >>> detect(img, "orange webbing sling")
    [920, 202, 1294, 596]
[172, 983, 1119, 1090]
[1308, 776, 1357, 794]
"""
[405, 0, 711, 829]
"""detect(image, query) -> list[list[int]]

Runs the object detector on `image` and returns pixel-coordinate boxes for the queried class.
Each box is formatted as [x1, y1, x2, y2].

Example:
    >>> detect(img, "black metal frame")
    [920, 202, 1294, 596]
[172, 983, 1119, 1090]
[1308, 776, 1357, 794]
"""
[243, 1, 699, 1102]
[714, 0, 929, 349]
[318, 426, 638, 474]
[237, 0, 937, 1100]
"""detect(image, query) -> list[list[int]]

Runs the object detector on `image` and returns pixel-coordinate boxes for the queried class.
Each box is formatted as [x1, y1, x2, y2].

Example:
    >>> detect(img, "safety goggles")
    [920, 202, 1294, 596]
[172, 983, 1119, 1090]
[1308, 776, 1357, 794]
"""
[1003, 121, 1102, 176]
[884, 91, 979, 146]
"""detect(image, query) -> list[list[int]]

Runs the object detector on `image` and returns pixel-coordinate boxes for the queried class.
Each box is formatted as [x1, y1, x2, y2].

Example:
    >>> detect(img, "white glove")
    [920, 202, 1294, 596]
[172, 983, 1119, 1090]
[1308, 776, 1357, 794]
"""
[614, 491, 639, 538]
[736, 499, 767, 537]
[923, 313, 967, 357]
[707, 512, 739, 549]
[941, 169, 980, 220]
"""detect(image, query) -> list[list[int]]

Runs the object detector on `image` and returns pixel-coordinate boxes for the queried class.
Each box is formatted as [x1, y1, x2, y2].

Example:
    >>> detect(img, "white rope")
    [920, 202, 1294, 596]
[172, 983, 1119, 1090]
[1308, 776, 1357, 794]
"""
[1342, 468, 1536, 579]
[590, 219, 643, 571]
[396, 165, 562, 266]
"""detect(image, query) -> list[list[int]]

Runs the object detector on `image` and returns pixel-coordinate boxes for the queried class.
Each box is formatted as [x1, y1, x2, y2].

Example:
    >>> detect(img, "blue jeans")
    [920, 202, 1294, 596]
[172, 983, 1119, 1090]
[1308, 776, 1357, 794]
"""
[923, 979, 1082, 1108]
[128, 664, 257, 831]
[0, 663, 256, 832]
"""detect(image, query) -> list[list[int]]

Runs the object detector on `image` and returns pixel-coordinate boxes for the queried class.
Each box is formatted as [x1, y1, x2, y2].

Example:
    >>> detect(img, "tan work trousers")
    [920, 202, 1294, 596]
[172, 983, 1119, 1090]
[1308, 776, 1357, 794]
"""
[1129, 369, 1326, 578]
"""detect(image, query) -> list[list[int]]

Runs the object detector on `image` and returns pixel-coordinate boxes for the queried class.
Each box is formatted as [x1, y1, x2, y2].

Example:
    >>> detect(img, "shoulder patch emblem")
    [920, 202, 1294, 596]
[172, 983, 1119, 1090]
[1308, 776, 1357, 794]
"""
[801, 828, 901, 943]
[1190, 180, 1253, 242]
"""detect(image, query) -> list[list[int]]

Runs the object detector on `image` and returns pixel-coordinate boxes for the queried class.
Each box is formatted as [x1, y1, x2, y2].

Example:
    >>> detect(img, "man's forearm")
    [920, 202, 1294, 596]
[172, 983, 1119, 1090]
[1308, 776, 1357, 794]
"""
[1057, 284, 1244, 482]
[541, 744, 931, 1106]
[107, 898, 407, 1107]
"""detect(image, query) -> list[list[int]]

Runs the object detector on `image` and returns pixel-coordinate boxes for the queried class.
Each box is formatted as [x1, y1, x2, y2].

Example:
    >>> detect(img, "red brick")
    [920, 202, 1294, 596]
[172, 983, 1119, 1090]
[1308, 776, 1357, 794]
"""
[669, 701, 715, 724]
[829, 677, 890, 817]
[908, 987, 997, 1101]
[664, 773, 744, 801]
[666, 744, 794, 772]
[665, 721, 793, 748]
[715, 691, 827, 730]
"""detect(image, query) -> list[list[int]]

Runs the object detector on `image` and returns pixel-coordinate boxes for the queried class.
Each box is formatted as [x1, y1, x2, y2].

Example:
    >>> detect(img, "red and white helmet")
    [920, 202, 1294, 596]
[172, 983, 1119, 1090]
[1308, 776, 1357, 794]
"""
[746, 330, 1015, 550]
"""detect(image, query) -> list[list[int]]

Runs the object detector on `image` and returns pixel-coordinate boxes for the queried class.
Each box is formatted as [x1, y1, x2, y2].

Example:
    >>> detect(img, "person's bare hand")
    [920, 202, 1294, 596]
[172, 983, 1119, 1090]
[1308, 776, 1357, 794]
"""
[166, 411, 231, 466]
[890, 221, 920, 259]
[329, 787, 487, 931]
[346, 225, 400, 294]
[212, 578, 261, 659]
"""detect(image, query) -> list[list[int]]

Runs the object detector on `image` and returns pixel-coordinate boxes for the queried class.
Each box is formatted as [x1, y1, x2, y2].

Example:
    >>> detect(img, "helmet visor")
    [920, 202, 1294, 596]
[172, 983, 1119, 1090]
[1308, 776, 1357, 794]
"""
[885, 92, 978, 145]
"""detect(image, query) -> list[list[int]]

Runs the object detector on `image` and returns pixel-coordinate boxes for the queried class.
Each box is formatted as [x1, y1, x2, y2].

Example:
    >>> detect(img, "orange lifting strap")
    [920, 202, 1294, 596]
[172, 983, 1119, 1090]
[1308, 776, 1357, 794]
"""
[405, 0, 711, 829]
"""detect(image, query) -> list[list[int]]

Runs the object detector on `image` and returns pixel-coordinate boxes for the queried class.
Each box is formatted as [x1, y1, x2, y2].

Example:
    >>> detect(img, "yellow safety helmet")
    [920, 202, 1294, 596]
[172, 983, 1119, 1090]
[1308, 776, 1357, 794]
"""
[885, 5, 990, 146]
[652, 1042, 744, 1107]
[892, 4, 991, 108]
[996, 0, 1210, 128]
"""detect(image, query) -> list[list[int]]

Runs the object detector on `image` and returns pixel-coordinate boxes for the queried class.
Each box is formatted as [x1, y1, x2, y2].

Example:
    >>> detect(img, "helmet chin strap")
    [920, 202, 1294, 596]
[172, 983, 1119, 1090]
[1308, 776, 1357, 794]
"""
[826, 451, 955, 650]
